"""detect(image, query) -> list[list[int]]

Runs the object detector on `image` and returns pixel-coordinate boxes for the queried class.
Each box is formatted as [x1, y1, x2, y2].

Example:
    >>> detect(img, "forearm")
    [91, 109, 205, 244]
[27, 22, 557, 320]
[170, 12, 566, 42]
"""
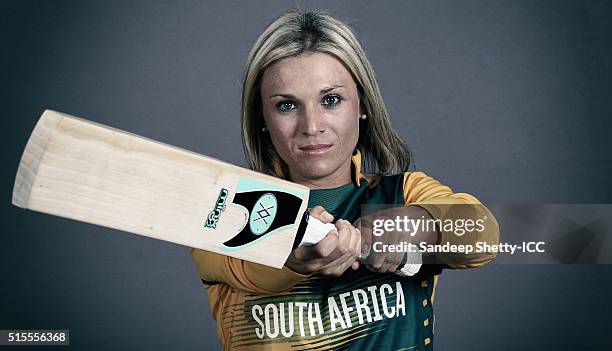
[416, 199, 499, 268]
[403, 172, 500, 268]
[189, 248, 310, 294]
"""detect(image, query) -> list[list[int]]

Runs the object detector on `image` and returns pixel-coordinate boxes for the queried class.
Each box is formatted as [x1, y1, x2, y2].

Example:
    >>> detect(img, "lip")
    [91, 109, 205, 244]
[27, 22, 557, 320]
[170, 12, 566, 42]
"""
[298, 144, 332, 155]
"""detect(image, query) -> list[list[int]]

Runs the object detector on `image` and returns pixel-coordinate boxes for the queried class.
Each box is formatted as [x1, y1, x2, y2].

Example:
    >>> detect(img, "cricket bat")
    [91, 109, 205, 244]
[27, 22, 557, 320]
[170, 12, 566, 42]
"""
[12, 110, 335, 269]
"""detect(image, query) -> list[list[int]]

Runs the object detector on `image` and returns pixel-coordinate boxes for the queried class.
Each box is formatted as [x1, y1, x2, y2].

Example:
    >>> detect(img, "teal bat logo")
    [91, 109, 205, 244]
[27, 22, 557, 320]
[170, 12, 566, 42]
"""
[249, 193, 278, 235]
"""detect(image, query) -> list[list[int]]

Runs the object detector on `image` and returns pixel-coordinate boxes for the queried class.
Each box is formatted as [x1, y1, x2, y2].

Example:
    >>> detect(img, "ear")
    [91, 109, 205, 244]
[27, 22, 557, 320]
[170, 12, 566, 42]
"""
[357, 87, 366, 115]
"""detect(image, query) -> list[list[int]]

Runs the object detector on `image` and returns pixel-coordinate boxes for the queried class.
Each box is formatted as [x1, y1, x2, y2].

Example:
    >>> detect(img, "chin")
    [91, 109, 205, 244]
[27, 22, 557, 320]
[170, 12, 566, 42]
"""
[295, 162, 335, 180]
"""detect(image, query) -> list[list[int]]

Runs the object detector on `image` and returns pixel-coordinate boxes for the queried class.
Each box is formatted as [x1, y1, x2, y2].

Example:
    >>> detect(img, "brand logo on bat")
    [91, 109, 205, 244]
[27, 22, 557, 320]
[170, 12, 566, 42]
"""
[221, 190, 303, 248]
[204, 188, 229, 229]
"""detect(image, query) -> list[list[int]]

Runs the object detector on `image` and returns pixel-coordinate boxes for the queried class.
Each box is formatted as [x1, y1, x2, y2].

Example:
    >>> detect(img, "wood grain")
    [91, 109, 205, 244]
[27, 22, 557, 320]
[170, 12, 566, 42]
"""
[12, 110, 310, 268]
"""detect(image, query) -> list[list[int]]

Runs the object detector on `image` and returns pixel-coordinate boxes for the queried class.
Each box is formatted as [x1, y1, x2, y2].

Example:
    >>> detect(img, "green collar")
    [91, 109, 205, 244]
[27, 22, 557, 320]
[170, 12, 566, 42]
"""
[308, 182, 358, 214]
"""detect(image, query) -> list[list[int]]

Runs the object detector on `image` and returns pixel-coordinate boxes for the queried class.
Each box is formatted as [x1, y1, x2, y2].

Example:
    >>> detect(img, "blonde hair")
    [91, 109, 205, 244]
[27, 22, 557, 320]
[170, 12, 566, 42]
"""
[241, 9, 412, 179]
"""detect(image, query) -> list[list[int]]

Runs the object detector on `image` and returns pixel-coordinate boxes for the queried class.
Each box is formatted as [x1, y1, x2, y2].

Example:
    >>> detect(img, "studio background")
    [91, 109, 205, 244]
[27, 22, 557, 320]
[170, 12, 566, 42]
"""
[2, 1, 611, 350]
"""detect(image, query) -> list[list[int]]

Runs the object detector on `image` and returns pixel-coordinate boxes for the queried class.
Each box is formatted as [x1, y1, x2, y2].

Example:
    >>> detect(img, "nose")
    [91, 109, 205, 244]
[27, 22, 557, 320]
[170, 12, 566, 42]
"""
[298, 105, 325, 136]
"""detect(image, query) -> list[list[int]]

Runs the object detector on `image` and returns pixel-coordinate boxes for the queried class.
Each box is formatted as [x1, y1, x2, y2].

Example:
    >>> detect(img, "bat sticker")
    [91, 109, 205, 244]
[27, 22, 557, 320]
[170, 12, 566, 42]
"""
[204, 188, 229, 229]
[249, 193, 278, 235]
[222, 190, 303, 248]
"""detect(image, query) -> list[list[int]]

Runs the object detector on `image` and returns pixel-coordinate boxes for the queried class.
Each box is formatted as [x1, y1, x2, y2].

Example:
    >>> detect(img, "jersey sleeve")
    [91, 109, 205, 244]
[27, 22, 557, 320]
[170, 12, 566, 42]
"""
[403, 171, 500, 268]
[189, 247, 311, 294]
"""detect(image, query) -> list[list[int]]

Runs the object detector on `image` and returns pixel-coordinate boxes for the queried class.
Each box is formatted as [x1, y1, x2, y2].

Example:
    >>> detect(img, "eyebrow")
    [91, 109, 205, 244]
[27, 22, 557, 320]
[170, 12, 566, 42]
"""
[269, 85, 344, 99]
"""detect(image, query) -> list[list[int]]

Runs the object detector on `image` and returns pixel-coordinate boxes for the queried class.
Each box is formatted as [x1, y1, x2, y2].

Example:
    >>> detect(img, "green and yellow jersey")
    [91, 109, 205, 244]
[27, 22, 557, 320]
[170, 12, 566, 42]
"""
[190, 151, 499, 350]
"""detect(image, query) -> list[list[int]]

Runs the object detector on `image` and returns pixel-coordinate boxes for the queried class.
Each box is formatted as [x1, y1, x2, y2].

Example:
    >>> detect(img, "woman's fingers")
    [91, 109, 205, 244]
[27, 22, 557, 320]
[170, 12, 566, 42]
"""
[367, 253, 386, 272]
[317, 220, 362, 276]
[354, 217, 373, 259]
[299, 206, 339, 260]
[287, 212, 364, 276]
[309, 206, 334, 223]
[335, 219, 358, 255]
[294, 230, 338, 262]
[355, 212, 408, 273]
[349, 224, 362, 259]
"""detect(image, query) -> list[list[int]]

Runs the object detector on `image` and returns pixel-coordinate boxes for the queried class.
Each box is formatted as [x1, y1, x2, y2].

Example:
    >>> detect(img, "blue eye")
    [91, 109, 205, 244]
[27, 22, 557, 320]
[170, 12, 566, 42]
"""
[322, 95, 343, 107]
[276, 101, 297, 112]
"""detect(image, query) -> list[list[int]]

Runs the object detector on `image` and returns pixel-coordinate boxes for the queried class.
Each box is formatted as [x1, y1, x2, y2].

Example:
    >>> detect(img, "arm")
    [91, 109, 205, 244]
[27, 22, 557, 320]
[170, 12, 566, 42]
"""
[189, 248, 311, 294]
[404, 172, 500, 268]
[190, 207, 361, 294]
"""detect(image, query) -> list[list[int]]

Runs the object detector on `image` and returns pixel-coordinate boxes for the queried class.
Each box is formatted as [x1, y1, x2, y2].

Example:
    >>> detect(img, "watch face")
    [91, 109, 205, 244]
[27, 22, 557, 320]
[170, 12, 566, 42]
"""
[396, 248, 423, 276]
[396, 263, 422, 277]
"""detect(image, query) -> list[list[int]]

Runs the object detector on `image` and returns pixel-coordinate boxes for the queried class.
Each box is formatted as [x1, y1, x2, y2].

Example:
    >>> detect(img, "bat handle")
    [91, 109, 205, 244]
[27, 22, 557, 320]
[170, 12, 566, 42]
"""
[295, 212, 422, 276]
[299, 214, 336, 246]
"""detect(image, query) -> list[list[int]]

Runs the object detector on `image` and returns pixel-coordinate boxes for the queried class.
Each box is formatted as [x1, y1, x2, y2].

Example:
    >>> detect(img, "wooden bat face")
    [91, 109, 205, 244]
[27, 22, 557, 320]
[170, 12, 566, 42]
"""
[12, 110, 312, 268]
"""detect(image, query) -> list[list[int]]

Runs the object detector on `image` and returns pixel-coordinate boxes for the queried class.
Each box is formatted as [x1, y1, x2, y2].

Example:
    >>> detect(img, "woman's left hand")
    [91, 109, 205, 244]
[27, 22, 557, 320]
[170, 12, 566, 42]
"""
[353, 206, 438, 274]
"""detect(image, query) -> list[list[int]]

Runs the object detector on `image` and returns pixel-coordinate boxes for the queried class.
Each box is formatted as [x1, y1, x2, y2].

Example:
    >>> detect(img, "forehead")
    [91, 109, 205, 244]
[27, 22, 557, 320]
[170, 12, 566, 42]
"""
[261, 52, 355, 93]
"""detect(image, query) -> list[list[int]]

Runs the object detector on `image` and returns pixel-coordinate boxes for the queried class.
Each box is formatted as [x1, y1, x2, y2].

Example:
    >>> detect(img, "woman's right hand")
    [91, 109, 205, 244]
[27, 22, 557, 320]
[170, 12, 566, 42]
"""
[285, 206, 362, 276]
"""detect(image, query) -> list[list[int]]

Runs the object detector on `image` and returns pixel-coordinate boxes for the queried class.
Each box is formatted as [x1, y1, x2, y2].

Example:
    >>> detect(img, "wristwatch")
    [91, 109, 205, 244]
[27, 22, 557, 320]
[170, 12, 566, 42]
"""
[395, 244, 422, 277]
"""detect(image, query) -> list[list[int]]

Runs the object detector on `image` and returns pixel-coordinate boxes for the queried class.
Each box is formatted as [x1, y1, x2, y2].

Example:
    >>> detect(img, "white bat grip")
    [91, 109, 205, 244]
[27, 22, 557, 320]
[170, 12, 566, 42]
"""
[298, 215, 422, 276]
[300, 216, 336, 246]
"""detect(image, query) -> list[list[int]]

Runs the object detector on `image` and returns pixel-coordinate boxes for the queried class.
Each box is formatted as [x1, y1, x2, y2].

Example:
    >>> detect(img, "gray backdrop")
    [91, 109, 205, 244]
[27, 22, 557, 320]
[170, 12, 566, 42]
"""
[2, 0, 611, 350]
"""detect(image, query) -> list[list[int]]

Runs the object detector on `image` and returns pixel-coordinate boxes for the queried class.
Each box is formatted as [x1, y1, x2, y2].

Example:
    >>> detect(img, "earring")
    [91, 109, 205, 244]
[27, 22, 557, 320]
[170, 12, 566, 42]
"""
[360, 114, 367, 120]
[261, 127, 267, 132]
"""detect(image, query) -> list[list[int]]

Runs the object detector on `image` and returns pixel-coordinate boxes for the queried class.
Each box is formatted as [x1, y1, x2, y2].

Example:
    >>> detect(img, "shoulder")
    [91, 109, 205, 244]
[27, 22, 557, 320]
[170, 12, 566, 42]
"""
[363, 171, 453, 204]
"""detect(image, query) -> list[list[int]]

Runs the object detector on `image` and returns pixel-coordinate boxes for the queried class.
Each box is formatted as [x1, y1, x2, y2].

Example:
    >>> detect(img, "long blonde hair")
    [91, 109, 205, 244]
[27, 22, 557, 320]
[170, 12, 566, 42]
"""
[241, 9, 412, 179]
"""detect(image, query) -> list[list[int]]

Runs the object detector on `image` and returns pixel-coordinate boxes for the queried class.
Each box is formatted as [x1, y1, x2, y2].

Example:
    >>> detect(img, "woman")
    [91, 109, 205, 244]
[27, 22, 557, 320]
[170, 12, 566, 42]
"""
[191, 9, 499, 350]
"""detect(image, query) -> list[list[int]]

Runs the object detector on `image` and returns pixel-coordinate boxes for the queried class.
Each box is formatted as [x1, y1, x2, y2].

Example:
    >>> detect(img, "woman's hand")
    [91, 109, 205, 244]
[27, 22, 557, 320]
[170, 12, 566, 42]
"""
[285, 206, 362, 276]
[354, 206, 438, 273]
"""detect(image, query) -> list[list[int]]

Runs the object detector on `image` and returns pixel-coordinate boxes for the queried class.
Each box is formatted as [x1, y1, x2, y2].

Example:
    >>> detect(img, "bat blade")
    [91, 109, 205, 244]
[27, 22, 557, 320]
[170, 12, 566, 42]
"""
[12, 110, 313, 269]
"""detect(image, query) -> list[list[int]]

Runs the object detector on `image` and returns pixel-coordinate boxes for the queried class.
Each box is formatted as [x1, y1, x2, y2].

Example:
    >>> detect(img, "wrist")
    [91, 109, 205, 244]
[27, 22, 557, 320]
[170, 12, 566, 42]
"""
[395, 246, 423, 277]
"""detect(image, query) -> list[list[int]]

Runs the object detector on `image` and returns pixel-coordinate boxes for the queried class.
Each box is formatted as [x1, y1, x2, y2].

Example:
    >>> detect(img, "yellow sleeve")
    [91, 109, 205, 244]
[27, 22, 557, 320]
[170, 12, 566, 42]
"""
[403, 171, 500, 268]
[189, 248, 311, 295]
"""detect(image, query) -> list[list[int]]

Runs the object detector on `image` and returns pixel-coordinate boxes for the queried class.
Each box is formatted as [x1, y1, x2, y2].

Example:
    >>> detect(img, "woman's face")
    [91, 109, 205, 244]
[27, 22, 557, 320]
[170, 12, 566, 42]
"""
[260, 51, 361, 188]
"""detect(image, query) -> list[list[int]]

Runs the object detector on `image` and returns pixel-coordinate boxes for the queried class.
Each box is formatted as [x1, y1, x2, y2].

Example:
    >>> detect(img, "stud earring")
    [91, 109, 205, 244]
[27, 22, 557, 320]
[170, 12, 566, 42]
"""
[360, 114, 367, 120]
[261, 127, 267, 132]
